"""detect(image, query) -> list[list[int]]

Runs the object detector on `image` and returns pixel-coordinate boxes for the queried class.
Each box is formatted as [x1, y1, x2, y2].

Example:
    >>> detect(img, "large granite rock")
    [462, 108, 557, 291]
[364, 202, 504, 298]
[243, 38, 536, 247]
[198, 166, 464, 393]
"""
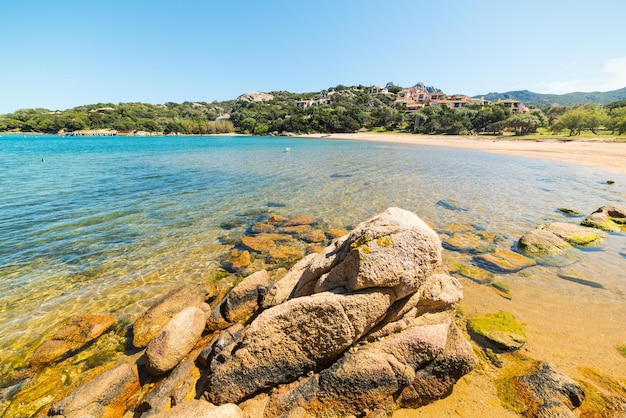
[202, 208, 476, 414]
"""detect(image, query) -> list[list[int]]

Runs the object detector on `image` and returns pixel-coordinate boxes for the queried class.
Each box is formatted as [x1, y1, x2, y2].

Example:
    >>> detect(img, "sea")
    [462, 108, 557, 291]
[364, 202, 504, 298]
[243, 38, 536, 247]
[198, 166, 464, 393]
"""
[1, 134, 625, 377]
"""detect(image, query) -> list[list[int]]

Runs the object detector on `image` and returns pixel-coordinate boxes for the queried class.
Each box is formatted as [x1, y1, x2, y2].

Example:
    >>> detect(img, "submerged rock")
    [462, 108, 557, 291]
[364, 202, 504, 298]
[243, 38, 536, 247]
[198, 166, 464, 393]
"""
[474, 249, 536, 272]
[446, 258, 494, 284]
[442, 231, 496, 254]
[221, 249, 252, 273]
[30, 314, 116, 367]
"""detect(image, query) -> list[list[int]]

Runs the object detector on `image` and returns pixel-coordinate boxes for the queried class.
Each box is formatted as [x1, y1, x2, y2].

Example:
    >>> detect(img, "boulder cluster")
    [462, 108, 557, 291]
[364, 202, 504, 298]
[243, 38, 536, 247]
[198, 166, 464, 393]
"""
[45, 208, 477, 417]
[518, 204, 626, 258]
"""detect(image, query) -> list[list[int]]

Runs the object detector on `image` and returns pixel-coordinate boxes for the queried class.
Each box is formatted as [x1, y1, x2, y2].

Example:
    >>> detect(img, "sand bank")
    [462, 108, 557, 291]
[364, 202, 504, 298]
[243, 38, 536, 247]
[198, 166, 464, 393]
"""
[302, 133, 626, 176]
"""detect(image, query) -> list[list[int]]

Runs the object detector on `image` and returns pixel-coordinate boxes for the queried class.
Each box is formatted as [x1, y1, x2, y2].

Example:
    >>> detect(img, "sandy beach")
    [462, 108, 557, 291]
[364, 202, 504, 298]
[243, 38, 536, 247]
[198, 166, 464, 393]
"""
[303, 133, 626, 176]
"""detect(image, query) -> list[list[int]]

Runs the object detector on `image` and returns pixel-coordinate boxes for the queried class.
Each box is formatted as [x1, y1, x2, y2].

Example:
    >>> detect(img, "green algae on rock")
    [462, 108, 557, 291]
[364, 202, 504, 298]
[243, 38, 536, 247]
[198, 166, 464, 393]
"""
[468, 311, 527, 350]
[557, 207, 584, 217]
[543, 222, 605, 246]
[490, 281, 512, 300]
[495, 357, 585, 417]
[518, 228, 572, 257]
[445, 258, 494, 284]
[581, 204, 626, 232]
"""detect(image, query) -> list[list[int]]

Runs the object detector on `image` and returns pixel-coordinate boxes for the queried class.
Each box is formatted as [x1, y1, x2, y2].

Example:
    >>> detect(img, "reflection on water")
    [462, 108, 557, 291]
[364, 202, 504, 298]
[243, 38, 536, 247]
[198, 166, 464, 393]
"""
[1, 135, 625, 375]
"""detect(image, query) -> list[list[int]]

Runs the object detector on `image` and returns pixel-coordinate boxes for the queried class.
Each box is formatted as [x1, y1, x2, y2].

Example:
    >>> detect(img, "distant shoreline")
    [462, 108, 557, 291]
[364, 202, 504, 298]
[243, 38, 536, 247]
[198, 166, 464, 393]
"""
[3, 131, 625, 176]
[300, 132, 626, 176]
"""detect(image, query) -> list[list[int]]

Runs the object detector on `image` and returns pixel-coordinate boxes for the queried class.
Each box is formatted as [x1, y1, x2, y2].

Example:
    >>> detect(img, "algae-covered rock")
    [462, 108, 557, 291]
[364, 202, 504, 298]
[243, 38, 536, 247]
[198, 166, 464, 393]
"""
[250, 221, 275, 234]
[302, 229, 327, 243]
[557, 208, 583, 217]
[490, 281, 512, 300]
[446, 259, 493, 284]
[518, 229, 572, 257]
[284, 215, 316, 226]
[221, 249, 252, 273]
[468, 311, 526, 350]
[497, 361, 585, 417]
[266, 245, 304, 264]
[581, 204, 626, 232]
[544, 222, 605, 246]
[474, 249, 536, 272]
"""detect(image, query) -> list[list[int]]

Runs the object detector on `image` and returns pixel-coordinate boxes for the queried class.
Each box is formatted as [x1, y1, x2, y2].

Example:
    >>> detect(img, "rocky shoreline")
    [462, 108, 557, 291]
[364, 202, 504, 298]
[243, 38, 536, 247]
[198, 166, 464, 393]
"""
[1, 206, 625, 417]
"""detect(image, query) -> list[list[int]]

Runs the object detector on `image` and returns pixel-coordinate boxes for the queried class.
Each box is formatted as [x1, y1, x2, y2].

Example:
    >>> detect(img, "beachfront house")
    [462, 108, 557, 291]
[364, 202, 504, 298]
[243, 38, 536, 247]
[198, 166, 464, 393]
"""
[496, 99, 529, 113]
[369, 86, 389, 95]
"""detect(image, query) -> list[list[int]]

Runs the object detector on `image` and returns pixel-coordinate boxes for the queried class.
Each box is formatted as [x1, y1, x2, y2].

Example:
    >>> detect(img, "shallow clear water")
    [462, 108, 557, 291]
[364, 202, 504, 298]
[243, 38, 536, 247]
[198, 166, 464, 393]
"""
[1, 134, 625, 371]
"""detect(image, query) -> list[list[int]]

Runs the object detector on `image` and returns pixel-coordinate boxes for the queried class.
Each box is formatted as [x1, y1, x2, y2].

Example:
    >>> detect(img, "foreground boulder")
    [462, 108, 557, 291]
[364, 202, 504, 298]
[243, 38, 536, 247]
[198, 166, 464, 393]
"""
[202, 208, 476, 415]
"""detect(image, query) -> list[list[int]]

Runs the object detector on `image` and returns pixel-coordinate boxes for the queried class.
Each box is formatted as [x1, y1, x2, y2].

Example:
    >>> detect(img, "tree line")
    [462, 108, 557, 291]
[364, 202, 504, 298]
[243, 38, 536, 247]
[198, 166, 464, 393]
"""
[1, 87, 625, 137]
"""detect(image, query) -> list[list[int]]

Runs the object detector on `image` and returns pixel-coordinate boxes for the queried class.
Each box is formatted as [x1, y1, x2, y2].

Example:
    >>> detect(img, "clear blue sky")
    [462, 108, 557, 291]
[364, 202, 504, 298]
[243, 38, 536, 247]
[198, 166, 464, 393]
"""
[1, 0, 625, 113]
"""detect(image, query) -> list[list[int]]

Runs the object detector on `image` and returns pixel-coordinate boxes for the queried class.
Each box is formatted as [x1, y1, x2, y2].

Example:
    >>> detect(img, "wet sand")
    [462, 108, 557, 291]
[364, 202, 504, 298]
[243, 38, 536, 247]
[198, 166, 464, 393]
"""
[302, 133, 626, 176]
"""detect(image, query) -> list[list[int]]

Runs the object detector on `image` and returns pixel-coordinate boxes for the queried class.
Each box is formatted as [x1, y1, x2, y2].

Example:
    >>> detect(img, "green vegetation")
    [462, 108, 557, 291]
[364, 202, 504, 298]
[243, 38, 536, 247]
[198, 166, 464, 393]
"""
[494, 354, 541, 413]
[617, 344, 626, 358]
[1, 84, 626, 137]
[468, 311, 527, 350]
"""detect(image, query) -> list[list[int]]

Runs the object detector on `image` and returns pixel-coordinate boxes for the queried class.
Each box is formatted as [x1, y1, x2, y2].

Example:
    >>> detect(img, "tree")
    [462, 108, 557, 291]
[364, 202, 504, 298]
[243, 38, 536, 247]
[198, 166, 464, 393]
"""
[503, 112, 546, 135]
[552, 104, 608, 136]
[607, 107, 626, 135]
[240, 117, 257, 133]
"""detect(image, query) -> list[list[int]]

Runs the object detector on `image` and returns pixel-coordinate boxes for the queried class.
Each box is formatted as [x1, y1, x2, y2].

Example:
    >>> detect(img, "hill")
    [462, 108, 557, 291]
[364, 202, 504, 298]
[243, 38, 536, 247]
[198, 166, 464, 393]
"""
[475, 86, 626, 107]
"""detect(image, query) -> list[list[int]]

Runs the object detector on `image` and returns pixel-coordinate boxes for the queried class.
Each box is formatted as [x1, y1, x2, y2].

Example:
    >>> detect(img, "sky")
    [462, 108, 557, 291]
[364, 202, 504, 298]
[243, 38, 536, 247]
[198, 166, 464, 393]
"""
[1, 0, 626, 113]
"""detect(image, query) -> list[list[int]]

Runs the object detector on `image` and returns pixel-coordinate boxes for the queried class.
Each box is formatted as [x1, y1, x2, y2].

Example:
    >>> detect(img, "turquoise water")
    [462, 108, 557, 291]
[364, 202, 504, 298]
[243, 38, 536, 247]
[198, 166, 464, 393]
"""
[1, 134, 625, 372]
